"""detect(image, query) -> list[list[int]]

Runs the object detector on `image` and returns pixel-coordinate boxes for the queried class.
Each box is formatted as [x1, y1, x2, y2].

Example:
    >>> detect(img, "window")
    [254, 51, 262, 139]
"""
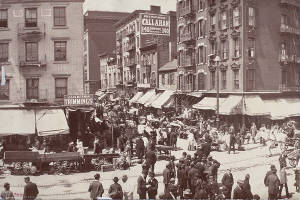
[0, 9, 8, 28]
[221, 71, 226, 89]
[25, 8, 37, 27]
[162, 74, 165, 85]
[247, 69, 255, 90]
[220, 11, 227, 30]
[294, 10, 300, 28]
[84, 40, 87, 52]
[26, 78, 39, 99]
[248, 7, 255, 27]
[211, 14, 216, 30]
[281, 14, 288, 26]
[0, 79, 9, 100]
[198, 0, 205, 11]
[248, 39, 255, 58]
[210, 41, 217, 55]
[25, 42, 38, 62]
[170, 73, 175, 85]
[0, 43, 8, 62]
[233, 70, 239, 89]
[53, 7, 66, 26]
[136, 36, 139, 48]
[282, 70, 288, 85]
[210, 71, 215, 89]
[108, 74, 111, 87]
[137, 21, 140, 32]
[210, 0, 216, 7]
[55, 78, 67, 98]
[233, 7, 240, 27]
[198, 19, 205, 37]
[221, 40, 229, 60]
[280, 43, 287, 60]
[233, 39, 240, 58]
[84, 54, 87, 66]
[54, 41, 67, 61]
[136, 69, 140, 83]
[198, 46, 204, 63]
[198, 73, 205, 90]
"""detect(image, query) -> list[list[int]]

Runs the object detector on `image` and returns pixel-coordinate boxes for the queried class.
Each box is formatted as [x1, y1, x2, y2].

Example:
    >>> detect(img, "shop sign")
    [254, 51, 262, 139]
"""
[140, 13, 170, 36]
[64, 95, 94, 106]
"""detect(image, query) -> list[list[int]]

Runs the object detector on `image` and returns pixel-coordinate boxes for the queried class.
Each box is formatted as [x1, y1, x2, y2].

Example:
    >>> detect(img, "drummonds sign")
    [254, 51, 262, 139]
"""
[140, 13, 170, 35]
[64, 95, 94, 106]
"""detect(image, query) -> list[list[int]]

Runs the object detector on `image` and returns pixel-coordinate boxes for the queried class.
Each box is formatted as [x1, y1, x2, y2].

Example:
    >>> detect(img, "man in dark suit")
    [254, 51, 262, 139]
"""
[136, 136, 145, 160]
[88, 173, 104, 200]
[23, 177, 39, 200]
[233, 180, 246, 199]
[188, 162, 199, 196]
[264, 164, 276, 186]
[145, 146, 157, 173]
[137, 169, 148, 199]
[147, 171, 158, 199]
[163, 162, 172, 194]
[221, 169, 234, 199]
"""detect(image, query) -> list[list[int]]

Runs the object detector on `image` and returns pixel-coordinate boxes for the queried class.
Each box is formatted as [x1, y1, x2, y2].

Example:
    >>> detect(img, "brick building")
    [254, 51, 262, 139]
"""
[177, 0, 300, 123]
[115, 6, 177, 97]
[83, 11, 128, 95]
[0, 0, 84, 104]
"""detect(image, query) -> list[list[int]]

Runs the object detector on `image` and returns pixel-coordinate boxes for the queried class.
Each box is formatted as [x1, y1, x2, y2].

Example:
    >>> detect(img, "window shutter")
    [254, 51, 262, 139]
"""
[204, 20, 207, 37]
[226, 9, 230, 28]
[226, 40, 229, 59]
[196, 47, 199, 64]
[203, 0, 206, 10]
[218, 12, 221, 30]
[204, 46, 207, 63]
[230, 8, 233, 28]
[239, 6, 242, 26]
[196, 21, 199, 38]
[239, 38, 242, 57]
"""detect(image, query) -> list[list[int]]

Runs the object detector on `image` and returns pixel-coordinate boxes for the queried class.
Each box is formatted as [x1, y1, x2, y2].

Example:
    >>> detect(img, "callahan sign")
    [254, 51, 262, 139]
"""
[64, 95, 94, 106]
[140, 13, 170, 36]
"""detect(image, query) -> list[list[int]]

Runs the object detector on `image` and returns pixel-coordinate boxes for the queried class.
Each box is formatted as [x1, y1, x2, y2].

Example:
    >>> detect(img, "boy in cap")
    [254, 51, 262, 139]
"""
[108, 177, 123, 200]
[1, 182, 14, 200]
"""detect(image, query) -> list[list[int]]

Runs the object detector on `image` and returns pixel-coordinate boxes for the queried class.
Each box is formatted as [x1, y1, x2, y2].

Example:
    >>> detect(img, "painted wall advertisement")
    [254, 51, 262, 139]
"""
[140, 13, 170, 36]
[64, 95, 94, 106]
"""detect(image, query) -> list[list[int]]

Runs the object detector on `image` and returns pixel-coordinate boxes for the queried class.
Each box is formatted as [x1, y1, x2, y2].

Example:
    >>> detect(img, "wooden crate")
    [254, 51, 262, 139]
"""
[101, 164, 115, 172]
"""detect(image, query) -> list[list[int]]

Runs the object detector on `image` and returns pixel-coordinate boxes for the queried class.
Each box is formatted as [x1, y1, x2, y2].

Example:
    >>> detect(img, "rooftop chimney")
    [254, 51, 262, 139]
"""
[150, 5, 161, 14]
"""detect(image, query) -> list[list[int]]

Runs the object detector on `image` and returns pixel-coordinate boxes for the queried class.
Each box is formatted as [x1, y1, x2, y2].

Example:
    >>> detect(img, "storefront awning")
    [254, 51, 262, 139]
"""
[129, 91, 144, 104]
[151, 90, 174, 109]
[163, 96, 175, 108]
[243, 95, 269, 116]
[36, 109, 69, 136]
[0, 109, 35, 136]
[263, 99, 289, 120]
[144, 92, 162, 107]
[285, 98, 300, 117]
[219, 95, 243, 115]
[192, 97, 226, 110]
[136, 89, 156, 105]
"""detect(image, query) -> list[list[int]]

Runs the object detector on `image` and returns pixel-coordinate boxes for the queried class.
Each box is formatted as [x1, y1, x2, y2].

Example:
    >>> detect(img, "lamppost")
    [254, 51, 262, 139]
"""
[214, 55, 221, 129]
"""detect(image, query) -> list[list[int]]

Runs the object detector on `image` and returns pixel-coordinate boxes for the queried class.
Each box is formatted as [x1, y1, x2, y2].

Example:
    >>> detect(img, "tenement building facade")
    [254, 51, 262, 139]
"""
[115, 6, 177, 96]
[177, 0, 300, 124]
[0, 0, 84, 104]
[177, 0, 300, 94]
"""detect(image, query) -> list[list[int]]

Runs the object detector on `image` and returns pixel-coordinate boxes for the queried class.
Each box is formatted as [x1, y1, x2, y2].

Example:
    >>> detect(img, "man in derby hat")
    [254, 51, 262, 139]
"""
[147, 171, 158, 199]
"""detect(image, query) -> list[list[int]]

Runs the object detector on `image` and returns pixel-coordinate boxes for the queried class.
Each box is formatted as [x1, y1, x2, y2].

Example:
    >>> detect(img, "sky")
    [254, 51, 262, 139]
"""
[83, 0, 176, 13]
